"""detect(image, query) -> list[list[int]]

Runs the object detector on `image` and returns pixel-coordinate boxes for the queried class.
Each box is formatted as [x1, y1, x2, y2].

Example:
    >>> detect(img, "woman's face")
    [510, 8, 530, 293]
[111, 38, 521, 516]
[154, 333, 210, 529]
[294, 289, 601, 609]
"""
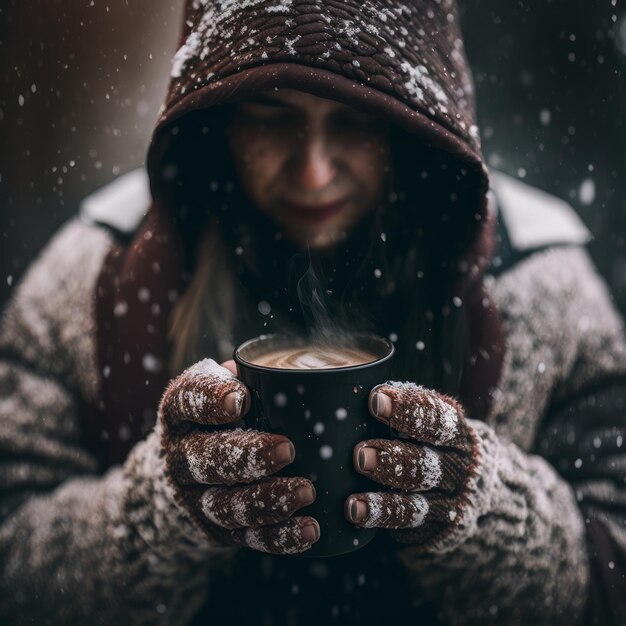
[225, 88, 392, 249]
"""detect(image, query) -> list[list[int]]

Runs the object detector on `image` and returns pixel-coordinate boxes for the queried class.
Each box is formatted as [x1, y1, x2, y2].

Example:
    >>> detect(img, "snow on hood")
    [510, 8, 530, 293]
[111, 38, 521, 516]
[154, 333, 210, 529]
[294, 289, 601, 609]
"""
[145, 0, 494, 298]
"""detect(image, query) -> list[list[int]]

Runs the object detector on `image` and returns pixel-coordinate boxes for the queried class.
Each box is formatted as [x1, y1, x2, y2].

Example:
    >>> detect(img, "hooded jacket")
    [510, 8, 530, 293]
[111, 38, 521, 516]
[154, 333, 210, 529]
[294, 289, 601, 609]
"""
[91, 0, 501, 468]
[1, 1, 626, 625]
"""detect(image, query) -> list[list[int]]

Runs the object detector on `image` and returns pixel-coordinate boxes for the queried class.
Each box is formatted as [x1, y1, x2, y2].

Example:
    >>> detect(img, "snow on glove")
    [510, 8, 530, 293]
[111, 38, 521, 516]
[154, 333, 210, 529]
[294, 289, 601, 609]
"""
[344, 380, 495, 553]
[158, 358, 320, 555]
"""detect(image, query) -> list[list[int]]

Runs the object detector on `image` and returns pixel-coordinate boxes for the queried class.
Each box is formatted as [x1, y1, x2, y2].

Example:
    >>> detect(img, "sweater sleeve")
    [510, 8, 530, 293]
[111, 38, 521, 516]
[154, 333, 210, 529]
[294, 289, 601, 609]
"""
[394, 246, 626, 626]
[0, 218, 234, 625]
[532, 252, 626, 624]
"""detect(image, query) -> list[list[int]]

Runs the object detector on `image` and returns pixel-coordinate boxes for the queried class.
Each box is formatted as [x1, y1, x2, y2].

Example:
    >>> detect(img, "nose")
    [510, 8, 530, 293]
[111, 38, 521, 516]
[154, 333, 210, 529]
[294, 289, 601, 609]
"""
[290, 130, 336, 191]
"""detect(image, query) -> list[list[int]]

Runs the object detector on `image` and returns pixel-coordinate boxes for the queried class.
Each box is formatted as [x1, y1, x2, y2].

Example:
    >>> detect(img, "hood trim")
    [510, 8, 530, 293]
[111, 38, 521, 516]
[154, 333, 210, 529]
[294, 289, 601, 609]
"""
[146, 62, 489, 208]
[489, 170, 593, 250]
[80, 168, 150, 237]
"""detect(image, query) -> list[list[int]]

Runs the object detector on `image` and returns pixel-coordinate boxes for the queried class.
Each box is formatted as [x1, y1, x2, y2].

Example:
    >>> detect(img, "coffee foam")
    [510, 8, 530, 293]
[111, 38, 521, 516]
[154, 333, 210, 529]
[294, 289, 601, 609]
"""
[249, 344, 378, 370]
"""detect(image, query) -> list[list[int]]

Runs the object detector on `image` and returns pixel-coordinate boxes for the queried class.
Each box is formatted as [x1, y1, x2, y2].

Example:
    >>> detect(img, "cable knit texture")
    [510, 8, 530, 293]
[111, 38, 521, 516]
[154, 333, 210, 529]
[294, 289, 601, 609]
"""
[395, 419, 589, 625]
[163, 0, 479, 149]
[0, 219, 236, 625]
[483, 245, 626, 450]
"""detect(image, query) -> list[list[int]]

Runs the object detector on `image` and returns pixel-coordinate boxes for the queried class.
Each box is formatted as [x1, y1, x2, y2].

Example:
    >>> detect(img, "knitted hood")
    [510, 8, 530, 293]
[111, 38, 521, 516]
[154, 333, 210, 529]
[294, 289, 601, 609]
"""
[93, 0, 504, 468]
[146, 0, 491, 259]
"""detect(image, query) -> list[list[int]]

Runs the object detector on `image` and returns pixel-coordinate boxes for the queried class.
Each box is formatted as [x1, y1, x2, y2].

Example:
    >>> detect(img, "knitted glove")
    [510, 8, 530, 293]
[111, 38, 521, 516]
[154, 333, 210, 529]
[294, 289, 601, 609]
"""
[158, 358, 319, 554]
[343, 380, 590, 625]
[344, 380, 490, 552]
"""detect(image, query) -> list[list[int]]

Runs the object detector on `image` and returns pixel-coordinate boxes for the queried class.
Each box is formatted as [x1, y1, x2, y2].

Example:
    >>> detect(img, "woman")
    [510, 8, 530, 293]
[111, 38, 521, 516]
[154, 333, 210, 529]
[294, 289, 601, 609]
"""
[1, 1, 625, 624]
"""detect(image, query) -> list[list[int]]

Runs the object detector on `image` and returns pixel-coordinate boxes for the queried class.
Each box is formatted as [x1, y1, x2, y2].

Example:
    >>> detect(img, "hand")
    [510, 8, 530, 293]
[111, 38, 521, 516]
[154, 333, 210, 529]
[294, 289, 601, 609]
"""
[344, 381, 480, 549]
[158, 357, 320, 554]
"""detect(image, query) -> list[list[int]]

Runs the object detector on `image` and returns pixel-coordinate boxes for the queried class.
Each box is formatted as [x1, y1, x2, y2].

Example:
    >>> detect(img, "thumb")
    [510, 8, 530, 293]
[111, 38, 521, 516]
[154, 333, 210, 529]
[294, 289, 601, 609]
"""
[220, 359, 237, 376]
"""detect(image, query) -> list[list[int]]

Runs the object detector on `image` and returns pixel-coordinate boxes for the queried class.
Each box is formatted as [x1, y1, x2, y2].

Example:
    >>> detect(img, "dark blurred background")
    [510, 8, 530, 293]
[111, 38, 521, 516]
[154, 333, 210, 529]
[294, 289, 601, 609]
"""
[1, 1, 625, 312]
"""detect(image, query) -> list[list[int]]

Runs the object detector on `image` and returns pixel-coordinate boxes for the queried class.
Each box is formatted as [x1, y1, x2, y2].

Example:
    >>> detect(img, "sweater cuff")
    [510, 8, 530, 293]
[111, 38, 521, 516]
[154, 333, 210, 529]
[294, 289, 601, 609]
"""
[120, 423, 237, 562]
[396, 419, 590, 624]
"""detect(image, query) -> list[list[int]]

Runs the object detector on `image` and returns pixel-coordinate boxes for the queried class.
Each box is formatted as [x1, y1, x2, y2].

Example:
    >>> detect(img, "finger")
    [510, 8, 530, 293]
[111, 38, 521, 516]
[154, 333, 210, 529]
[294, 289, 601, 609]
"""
[160, 358, 251, 432]
[345, 490, 429, 529]
[222, 516, 321, 554]
[345, 491, 458, 536]
[220, 359, 237, 376]
[354, 439, 466, 492]
[198, 477, 316, 529]
[167, 428, 296, 485]
[368, 382, 471, 449]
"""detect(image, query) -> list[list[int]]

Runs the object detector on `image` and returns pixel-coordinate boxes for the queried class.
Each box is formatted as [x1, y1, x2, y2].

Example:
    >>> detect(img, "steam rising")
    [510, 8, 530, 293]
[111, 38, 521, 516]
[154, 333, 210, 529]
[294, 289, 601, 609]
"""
[288, 228, 383, 353]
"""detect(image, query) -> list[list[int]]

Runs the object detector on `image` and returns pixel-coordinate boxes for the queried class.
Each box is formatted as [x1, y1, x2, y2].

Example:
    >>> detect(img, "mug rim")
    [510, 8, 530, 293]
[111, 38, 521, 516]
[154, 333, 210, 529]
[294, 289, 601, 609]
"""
[233, 332, 395, 374]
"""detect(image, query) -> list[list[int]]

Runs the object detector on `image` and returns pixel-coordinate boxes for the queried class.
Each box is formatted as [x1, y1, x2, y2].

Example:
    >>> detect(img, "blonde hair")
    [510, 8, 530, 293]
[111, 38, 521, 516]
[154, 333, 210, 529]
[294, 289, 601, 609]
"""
[167, 213, 238, 376]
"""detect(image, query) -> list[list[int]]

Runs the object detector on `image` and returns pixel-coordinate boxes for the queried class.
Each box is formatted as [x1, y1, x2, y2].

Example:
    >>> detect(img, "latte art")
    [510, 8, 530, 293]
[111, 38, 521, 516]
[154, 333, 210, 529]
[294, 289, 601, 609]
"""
[250, 345, 378, 370]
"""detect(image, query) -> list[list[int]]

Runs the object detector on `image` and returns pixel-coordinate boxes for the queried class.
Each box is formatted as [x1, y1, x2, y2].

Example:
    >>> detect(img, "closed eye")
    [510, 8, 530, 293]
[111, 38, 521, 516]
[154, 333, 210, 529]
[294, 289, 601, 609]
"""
[232, 98, 383, 131]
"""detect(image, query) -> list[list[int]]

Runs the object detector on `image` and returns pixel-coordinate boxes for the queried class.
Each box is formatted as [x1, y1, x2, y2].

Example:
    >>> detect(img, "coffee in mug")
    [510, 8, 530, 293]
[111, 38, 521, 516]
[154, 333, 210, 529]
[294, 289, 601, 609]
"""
[234, 332, 394, 558]
[247, 344, 378, 370]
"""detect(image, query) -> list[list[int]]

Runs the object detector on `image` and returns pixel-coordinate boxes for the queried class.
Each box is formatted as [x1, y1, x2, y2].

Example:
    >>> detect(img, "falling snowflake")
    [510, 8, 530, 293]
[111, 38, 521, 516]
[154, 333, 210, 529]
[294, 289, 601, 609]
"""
[319, 445, 333, 459]
[274, 392, 288, 407]
[335, 408, 347, 420]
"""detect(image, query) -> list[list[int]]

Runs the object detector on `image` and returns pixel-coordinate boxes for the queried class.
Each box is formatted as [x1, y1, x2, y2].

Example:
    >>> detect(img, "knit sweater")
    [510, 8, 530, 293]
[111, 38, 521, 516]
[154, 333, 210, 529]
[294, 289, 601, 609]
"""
[1, 170, 625, 624]
[2, 0, 626, 622]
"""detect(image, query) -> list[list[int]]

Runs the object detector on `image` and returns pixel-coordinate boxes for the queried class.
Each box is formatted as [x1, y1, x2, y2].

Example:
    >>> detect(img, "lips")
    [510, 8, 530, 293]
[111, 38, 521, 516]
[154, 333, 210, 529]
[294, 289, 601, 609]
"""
[284, 198, 348, 222]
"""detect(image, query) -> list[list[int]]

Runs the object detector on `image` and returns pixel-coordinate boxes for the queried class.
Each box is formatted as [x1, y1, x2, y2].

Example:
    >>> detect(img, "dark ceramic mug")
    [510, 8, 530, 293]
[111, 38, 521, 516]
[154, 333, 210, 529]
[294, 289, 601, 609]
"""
[233, 332, 395, 557]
